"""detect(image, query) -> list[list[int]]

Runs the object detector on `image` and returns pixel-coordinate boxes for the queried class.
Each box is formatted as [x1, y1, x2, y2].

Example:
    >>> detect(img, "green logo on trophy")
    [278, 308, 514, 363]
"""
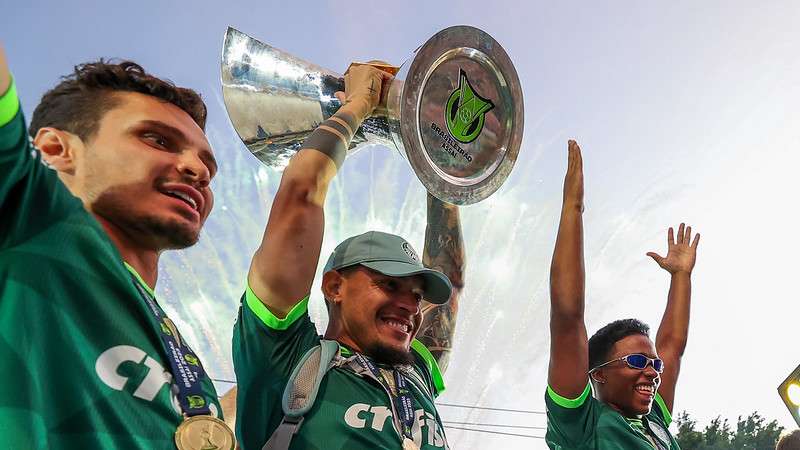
[445, 69, 495, 144]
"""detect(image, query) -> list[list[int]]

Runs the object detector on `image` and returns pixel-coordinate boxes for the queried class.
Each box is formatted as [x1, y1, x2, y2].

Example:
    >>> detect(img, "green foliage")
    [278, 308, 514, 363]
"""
[675, 411, 784, 450]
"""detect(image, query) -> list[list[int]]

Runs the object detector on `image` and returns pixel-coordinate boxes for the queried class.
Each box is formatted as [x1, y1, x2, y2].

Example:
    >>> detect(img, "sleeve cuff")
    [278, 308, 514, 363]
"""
[653, 392, 672, 426]
[245, 283, 309, 330]
[0, 76, 20, 127]
[410, 339, 446, 396]
[547, 383, 592, 409]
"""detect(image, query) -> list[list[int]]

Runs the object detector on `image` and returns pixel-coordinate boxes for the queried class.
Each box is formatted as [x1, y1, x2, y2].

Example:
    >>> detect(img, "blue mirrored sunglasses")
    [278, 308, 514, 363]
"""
[590, 353, 664, 373]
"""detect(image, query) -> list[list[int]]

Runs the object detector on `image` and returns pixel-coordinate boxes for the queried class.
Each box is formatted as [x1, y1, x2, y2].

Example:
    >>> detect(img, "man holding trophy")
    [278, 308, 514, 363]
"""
[224, 25, 522, 449]
[231, 63, 463, 450]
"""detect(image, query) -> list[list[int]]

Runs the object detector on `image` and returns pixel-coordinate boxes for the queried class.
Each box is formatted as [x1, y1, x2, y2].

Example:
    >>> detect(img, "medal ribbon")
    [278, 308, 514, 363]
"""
[354, 353, 416, 441]
[130, 277, 212, 417]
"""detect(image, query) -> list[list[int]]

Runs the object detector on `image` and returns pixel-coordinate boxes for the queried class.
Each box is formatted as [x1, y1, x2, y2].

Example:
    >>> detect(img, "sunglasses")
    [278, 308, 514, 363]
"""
[589, 354, 664, 374]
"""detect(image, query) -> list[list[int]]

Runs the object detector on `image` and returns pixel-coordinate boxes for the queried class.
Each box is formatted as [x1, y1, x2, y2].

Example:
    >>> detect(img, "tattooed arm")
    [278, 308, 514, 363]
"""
[417, 193, 465, 374]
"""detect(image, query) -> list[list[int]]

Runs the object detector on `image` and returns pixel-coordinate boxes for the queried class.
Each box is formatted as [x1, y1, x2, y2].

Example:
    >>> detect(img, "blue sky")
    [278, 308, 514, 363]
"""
[5, 1, 800, 446]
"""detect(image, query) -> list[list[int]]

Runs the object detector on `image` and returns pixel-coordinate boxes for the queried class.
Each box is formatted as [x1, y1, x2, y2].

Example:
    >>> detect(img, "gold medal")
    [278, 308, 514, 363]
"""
[402, 437, 419, 450]
[174, 415, 235, 450]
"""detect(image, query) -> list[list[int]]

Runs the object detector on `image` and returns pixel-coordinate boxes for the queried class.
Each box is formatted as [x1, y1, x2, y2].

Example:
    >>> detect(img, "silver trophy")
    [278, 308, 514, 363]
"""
[221, 26, 523, 205]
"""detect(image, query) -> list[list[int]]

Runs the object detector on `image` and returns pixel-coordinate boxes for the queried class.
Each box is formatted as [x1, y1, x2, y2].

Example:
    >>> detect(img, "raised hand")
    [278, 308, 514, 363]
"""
[562, 140, 584, 211]
[647, 223, 700, 275]
[334, 63, 393, 122]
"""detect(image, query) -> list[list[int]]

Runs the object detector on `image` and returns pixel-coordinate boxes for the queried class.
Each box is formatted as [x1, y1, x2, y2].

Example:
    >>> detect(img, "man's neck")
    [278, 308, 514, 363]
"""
[324, 331, 363, 354]
[605, 400, 643, 420]
[95, 214, 159, 290]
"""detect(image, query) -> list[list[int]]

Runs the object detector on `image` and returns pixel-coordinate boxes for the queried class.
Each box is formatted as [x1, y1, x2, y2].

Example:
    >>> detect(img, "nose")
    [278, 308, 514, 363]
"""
[177, 151, 210, 188]
[395, 290, 421, 315]
[643, 364, 659, 379]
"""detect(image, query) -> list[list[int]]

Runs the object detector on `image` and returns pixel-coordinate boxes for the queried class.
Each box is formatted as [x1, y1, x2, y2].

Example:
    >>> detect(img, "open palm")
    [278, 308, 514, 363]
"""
[647, 223, 700, 274]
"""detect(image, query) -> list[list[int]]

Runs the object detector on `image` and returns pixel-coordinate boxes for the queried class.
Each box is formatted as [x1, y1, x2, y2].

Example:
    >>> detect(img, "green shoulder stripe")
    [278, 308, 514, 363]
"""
[653, 392, 672, 426]
[410, 339, 446, 396]
[245, 284, 309, 331]
[547, 383, 591, 409]
[0, 77, 20, 128]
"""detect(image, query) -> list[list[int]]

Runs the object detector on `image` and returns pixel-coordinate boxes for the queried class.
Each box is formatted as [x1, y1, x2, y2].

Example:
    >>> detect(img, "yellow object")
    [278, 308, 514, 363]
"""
[787, 383, 800, 406]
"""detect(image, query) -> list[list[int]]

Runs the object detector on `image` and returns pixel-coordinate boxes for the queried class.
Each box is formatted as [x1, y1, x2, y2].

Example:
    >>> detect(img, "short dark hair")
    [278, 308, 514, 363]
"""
[588, 318, 650, 370]
[29, 59, 206, 140]
[777, 429, 800, 450]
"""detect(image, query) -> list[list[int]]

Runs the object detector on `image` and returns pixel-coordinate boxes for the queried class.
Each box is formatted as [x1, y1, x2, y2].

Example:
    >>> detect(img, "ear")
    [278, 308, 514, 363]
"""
[33, 127, 81, 174]
[321, 271, 344, 307]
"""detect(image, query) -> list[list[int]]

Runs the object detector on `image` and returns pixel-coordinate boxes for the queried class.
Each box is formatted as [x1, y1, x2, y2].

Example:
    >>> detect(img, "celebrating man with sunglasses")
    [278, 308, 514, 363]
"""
[545, 141, 700, 449]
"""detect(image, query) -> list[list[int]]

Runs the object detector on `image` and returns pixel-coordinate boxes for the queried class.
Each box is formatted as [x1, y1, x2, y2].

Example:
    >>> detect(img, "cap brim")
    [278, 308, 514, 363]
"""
[360, 261, 453, 304]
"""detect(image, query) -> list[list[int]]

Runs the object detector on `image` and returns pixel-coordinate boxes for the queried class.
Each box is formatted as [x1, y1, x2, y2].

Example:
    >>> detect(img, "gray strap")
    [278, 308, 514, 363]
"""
[262, 416, 303, 450]
[281, 339, 339, 416]
[263, 340, 339, 450]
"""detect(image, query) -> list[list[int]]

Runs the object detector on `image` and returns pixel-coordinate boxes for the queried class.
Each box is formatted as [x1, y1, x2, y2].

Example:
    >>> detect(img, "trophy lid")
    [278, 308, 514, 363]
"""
[397, 25, 524, 205]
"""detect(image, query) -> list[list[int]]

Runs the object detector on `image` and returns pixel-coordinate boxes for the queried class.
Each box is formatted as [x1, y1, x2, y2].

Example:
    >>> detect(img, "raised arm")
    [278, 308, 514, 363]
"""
[417, 193, 465, 374]
[248, 65, 391, 317]
[548, 140, 589, 398]
[646, 223, 699, 414]
[1, 42, 27, 216]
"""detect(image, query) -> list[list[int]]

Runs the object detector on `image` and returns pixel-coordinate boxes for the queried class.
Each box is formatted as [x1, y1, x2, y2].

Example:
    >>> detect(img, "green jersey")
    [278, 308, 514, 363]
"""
[0, 81, 222, 449]
[545, 384, 679, 449]
[232, 286, 449, 450]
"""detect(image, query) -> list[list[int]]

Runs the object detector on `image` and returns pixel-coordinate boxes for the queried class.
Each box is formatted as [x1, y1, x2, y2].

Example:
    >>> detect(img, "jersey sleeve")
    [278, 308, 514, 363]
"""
[0, 78, 85, 250]
[231, 284, 320, 449]
[544, 383, 597, 448]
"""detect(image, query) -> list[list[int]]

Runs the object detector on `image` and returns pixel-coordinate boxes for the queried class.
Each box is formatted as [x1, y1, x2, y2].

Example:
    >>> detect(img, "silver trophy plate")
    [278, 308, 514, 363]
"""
[221, 26, 523, 204]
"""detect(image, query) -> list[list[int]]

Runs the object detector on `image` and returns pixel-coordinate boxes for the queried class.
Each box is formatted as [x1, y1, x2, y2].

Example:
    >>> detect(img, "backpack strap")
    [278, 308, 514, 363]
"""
[262, 340, 339, 450]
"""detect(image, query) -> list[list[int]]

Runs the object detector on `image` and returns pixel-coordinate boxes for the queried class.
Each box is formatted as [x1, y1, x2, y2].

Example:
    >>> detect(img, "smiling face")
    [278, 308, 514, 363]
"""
[325, 266, 424, 364]
[60, 91, 217, 250]
[593, 334, 661, 417]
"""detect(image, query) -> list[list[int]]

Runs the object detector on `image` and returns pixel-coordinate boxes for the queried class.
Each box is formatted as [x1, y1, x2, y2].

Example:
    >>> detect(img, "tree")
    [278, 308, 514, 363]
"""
[675, 411, 784, 450]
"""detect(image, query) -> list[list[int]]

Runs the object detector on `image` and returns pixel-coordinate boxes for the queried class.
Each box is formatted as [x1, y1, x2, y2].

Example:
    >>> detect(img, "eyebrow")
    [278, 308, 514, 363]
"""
[136, 120, 218, 174]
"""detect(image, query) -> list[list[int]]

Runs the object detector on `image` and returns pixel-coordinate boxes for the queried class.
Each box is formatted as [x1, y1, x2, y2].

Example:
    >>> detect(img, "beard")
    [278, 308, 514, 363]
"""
[366, 342, 415, 366]
[92, 187, 200, 250]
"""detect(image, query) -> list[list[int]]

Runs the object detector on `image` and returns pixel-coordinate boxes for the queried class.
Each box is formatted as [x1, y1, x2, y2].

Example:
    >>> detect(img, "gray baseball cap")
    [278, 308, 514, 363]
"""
[322, 231, 453, 304]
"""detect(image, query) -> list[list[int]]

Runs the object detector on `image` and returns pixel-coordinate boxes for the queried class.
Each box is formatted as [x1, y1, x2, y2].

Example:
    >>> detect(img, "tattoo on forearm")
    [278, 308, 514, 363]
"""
[418, 304, 456, 372]
[418, 194, 465, 373]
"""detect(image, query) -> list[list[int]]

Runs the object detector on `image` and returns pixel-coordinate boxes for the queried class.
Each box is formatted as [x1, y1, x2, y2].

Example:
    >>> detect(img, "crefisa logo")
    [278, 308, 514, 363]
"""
[444, 69, 495, 144]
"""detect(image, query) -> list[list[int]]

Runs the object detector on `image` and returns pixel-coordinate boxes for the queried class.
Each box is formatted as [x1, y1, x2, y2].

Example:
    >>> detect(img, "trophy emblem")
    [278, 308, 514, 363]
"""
[221, 25, 523, 204]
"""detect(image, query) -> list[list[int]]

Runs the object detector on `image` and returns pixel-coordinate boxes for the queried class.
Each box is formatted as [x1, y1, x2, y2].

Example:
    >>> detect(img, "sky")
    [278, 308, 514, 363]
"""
[4, 1, 800, 447]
